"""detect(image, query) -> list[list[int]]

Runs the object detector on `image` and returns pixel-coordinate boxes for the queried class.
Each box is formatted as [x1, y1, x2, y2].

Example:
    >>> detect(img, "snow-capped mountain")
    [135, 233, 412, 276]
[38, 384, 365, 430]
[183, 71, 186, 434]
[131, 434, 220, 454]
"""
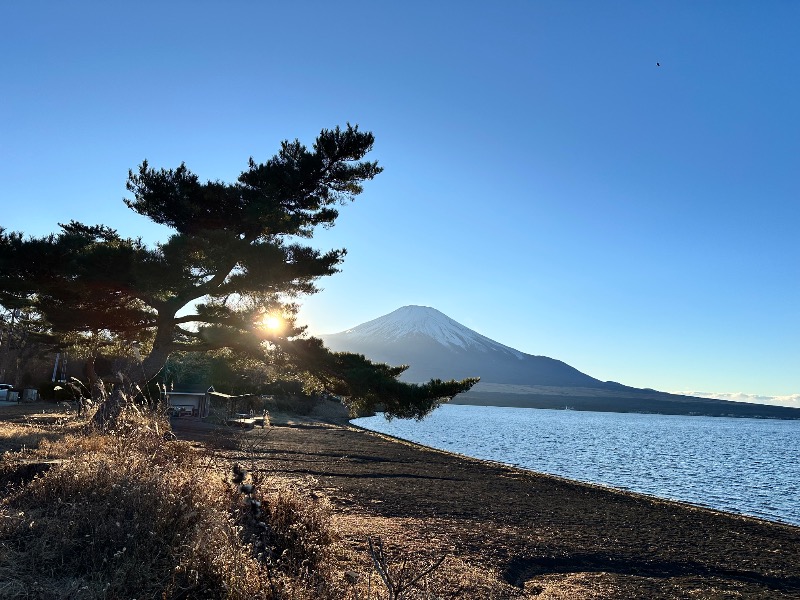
[319, 305, 604, 386]
[330, 305, 526, 358]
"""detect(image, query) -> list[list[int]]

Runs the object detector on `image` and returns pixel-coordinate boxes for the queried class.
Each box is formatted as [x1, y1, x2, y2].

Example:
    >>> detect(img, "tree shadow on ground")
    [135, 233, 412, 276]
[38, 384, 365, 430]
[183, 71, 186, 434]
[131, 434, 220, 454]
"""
[502, 553, 800, 592]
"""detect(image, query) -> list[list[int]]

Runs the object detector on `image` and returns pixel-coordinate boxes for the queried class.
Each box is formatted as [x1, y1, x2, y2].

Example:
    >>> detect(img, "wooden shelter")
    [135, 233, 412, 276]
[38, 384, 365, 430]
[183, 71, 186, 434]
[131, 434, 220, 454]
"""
[165, 385, 214, 418]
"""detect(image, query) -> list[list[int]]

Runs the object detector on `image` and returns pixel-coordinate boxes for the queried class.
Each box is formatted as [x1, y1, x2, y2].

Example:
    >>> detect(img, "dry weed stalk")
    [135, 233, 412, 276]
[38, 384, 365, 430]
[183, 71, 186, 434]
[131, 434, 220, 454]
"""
[368, 536, 447, 600]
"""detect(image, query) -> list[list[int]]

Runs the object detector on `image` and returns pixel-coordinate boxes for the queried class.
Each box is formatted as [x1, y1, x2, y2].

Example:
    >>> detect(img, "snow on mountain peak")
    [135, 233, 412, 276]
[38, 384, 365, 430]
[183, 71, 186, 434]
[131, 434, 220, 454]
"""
[334, 305, 525, 358]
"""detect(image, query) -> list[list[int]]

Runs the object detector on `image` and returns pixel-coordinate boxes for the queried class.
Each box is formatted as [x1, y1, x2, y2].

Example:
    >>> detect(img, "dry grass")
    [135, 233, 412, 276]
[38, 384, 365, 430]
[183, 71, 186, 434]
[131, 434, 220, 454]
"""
[0, 402, 535, 599]
[0, 408, 263, 598]
[0, 422, 58, 454]
[325, 511, 525, 599]
[0, 407, 83, 454]
[0, 405, 349, 599]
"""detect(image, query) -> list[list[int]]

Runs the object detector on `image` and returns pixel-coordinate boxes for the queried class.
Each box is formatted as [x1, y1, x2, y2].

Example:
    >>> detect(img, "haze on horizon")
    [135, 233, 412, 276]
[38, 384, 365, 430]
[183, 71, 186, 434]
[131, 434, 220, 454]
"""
[1, 2, 797, 402]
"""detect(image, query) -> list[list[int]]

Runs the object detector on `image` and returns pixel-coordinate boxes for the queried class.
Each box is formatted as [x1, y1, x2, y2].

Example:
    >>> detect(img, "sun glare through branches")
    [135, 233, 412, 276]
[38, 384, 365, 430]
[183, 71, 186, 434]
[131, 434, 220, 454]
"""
[258, 314, 284, 334]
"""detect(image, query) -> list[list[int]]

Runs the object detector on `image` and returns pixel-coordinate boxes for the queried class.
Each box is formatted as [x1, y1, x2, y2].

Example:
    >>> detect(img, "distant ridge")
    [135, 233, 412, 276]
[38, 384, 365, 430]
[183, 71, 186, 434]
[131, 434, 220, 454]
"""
[320, 306, 800, 419]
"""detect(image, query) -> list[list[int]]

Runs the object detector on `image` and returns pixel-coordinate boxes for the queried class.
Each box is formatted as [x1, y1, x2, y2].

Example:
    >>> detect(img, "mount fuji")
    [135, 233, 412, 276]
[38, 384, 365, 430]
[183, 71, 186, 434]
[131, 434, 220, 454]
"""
[320, 305, 603, 386]
[319, 306, 800, 419]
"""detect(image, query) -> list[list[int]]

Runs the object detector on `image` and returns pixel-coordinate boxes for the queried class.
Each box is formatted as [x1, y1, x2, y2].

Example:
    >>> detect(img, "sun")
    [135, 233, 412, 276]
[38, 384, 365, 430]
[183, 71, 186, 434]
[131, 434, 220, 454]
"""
[260, 315, 283, 332]
[264, 316, 281, 330]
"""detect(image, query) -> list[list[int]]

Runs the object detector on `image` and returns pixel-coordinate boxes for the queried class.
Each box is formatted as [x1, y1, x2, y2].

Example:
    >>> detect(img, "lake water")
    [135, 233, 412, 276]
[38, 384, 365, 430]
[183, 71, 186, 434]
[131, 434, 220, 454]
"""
[352, 405, 800, 526]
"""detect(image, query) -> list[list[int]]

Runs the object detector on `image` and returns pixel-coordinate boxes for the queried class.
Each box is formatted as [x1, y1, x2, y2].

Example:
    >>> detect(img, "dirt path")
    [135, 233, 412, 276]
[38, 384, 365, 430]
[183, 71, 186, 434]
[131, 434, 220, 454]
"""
[172, 416, 800, 599]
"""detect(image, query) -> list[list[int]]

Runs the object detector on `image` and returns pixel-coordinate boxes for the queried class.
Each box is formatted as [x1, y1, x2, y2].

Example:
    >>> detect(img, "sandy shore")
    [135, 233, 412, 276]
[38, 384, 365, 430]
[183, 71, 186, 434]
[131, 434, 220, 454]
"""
[171, 411, 800, 599]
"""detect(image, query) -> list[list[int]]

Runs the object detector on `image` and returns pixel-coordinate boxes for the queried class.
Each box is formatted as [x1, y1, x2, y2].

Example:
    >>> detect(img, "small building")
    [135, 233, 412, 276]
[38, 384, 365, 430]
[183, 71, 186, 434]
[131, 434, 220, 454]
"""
[166, 385, 214, 418]
[207, 391, 267, 426]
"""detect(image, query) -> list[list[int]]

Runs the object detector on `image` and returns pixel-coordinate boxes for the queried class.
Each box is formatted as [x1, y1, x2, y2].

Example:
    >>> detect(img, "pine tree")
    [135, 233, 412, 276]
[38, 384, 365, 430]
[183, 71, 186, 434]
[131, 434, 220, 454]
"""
[0, 125, 476, 418]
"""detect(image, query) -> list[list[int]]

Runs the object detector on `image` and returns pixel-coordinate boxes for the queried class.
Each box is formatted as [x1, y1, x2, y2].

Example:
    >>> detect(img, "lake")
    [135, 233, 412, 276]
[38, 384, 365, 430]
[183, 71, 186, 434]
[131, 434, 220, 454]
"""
[352, 405, 800, 526]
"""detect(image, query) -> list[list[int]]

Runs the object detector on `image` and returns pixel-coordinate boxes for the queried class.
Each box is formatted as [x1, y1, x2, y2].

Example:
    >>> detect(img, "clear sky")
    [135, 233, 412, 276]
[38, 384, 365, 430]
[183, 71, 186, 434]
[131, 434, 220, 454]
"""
[1, 2, 798, 402]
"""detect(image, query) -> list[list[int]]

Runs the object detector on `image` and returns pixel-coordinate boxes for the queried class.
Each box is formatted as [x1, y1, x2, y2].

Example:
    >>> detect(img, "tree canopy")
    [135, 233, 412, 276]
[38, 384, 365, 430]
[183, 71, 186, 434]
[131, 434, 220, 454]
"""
[0, 125, 476, 418]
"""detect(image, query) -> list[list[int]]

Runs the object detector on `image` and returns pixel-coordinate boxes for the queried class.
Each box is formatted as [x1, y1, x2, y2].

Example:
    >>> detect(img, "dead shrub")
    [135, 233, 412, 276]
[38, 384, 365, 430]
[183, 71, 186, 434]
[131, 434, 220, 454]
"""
[262, 484, 337, 576]
[368, 535, 446, 599]
[227, 469, 344, 598]
[0, 409, 271, 599]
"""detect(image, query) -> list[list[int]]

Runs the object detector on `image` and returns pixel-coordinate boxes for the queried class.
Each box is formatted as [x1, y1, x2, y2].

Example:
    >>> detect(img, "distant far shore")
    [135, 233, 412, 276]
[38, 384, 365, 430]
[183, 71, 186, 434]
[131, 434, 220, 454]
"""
[452, 382, 800, 419]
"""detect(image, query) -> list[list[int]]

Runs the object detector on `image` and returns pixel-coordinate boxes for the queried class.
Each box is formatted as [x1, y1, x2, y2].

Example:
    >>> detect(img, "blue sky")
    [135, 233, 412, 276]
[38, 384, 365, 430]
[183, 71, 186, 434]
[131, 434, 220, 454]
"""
[1, 2, 798, 400]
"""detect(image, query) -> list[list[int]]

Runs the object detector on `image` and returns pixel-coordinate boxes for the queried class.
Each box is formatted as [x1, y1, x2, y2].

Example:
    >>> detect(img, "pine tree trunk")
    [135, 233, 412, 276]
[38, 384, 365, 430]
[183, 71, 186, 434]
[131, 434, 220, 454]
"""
[84, 354, 101, 399]
[90, 387, 127, 432]
[138, 325, 175, 385]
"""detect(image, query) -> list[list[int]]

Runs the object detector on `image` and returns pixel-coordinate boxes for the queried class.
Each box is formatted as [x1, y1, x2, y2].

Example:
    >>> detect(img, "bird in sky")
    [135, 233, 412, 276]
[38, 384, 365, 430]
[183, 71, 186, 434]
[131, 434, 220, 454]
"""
[656, 62, 661, 66]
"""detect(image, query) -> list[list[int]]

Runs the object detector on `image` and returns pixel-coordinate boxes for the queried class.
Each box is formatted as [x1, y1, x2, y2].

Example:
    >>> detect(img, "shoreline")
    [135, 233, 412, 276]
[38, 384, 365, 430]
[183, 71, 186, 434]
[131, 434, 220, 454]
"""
[174, 413, 800, 598]
[268, 405, 800, 530]
[347, 419, 800, 530]
[351, 404, 800, 529]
